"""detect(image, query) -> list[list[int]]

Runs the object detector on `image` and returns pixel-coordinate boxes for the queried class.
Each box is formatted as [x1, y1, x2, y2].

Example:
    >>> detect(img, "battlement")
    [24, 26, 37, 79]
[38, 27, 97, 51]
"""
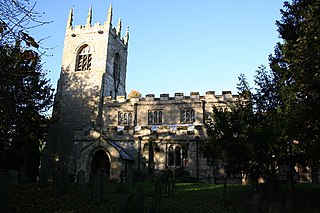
[65, 4, 129, 46]
[103, 91, 239, 105]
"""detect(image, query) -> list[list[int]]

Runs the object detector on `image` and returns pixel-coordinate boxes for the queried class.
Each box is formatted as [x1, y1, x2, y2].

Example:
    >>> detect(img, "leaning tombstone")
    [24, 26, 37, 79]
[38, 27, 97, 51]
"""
[101, 171, 109, 200]
[8, 169, 19, 186]
[77, 170, 86, 191]
[0, 174, 10, 212]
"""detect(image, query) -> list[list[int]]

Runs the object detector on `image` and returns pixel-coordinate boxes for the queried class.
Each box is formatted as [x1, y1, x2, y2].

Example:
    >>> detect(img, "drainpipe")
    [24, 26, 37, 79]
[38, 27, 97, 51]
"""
[137, 136, 142, 172]
[202, 100, 206, 124]
[195, 136, 199, 181]
[134, 103, 138, 126]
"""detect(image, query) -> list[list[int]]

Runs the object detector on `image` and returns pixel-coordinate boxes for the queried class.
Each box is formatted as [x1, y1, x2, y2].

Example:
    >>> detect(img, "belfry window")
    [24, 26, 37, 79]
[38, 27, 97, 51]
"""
[180, 109, 195, 123]
[113, 52, 121, 83]
[76, 45, 92, 71]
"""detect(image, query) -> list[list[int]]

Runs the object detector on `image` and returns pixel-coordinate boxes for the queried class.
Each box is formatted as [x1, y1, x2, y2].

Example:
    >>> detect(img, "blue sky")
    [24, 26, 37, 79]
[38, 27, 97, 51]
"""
[32, 0, 284, 97]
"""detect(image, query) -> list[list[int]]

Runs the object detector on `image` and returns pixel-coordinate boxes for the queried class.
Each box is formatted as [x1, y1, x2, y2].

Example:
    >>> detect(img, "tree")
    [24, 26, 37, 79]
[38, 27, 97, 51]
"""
[201, 0, 320, 185]
[0, 0, 53, 181]
[269, 0, 320, 183]
[200, 73, 285, 190]
[0, 0, 50, 47]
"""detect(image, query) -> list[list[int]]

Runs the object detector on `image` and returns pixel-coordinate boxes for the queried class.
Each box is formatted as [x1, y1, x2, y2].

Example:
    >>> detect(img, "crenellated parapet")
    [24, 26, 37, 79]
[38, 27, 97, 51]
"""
[65, 4, 129, 47]
[103, 91, 239, 105]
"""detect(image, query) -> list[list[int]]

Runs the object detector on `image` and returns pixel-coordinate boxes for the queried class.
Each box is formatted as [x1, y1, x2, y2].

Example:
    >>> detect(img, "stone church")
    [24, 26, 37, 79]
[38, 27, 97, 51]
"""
[44, 5, 239, 181]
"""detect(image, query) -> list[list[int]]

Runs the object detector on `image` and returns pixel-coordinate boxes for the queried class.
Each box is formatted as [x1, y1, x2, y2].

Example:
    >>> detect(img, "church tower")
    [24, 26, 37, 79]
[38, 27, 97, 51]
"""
[46, 4, 129, 172]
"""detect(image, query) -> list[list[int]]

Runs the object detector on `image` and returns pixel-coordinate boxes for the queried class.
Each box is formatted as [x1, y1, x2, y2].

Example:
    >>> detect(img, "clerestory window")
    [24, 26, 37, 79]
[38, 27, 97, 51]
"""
[148, 110, 163, 125]
[76, 45, 92, 71]
[118, 111, 133, 125]
[180, 108, 195, 123]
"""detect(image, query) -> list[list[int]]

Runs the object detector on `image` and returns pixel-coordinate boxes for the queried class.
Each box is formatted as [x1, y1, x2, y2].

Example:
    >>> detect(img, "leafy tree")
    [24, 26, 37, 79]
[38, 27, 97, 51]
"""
[0, 0, 53, 181]
[201, 0, 320, 185]
[200, 73, 285, 190]
[0, 0, 50, 47]
[269, 0, 320, 183]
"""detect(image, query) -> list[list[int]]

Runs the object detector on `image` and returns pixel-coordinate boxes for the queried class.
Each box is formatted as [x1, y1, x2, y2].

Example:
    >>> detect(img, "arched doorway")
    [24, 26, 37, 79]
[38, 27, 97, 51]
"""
[91, 149, 110, 176]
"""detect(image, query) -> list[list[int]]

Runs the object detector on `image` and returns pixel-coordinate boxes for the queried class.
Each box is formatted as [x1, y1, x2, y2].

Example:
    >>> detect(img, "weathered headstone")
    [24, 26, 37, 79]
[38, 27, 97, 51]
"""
[134, 188, 144, 213]
[117, 170, 125, 193]
[167, 176, 175, 197]
[268, 202, 281, 213]
[77, 170, 86, 191]
[269, 177, 282, 202]
[222, 178, 227, 201]
[286, 187, 293, 212]
[101, 171, 109, 200]
[149, 180, 161, 213]
[8, 169, 19, 186]
[127, 169, 135, 188]
[207, 174, 211, 183]
[90, 171, 101, 203]
[53, 169, 64, 197]
[122, 194, 134, 213]
[0, 174, 10, 212]
[252, 193, 262, 213]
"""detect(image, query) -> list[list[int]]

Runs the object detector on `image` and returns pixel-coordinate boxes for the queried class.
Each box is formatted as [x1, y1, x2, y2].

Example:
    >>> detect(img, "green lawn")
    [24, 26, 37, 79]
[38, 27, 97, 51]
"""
[10, 181, 320, 212]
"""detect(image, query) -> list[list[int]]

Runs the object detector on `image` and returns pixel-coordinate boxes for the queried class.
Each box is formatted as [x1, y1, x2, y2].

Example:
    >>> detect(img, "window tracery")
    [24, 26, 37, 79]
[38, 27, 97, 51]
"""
[76, 45, 92, 71]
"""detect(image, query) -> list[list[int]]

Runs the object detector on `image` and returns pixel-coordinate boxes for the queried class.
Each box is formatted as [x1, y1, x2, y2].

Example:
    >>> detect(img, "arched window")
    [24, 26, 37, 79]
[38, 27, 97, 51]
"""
[77, 45, 92, 71]
[148, 111, 154, 124]
[154, 111, 158, 124]
[180, 109, 196, 123]
[175, 146, 182, 166]
[168, 146, 174, 166]
[159, 111, 163, 124]
[124, 113, 128, 124]
[128, 113, 133, 125]
[182, 146, 188, 166]
[118, 112, 123, 125]
[113, 52, 120, 82]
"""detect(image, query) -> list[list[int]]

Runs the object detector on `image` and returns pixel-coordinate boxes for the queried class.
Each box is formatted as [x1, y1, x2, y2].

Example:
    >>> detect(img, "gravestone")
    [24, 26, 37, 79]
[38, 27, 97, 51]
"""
[167, 176, 174, 197]
[91, 171, 101, 203]
[252, 193, 262, 213]
[77, 170, 86, 191]
[134, 188, 144, 213]
[149, 180, 161, 213]
[268, 202, 281, 213]
[286, 187, 293, 212]
[122, 194, 134, 213]
[101, 171, 109, 200]
[53, 169, 64, 197]
[8, 169, 19, 186]
[117, 170, 125, 193]
[269, 178, 281, 202]
[39, 170, 48, 188]
[222, 178, 227, 201]
[127, 169, 135, 188]
[0, 174, 10, 212]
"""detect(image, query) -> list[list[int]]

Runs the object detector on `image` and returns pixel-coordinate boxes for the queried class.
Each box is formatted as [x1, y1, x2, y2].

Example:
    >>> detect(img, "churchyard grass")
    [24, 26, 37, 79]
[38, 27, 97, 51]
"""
[9, 180, 320, 212]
